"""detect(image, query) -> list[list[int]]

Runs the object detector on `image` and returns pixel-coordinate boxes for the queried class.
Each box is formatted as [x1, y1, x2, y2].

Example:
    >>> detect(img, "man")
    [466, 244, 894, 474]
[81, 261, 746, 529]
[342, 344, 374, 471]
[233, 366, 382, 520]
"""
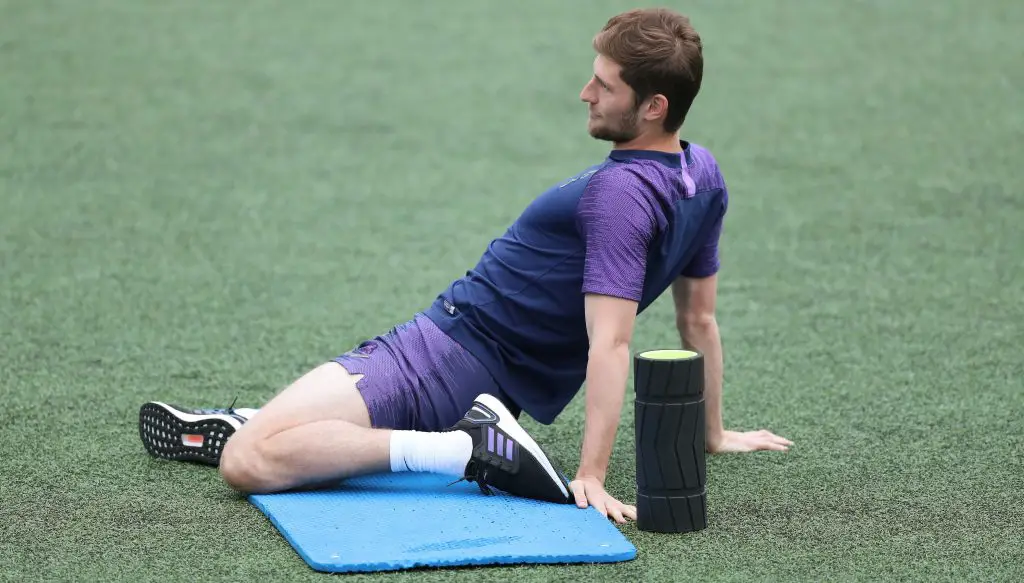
[138, 7, 792, 525]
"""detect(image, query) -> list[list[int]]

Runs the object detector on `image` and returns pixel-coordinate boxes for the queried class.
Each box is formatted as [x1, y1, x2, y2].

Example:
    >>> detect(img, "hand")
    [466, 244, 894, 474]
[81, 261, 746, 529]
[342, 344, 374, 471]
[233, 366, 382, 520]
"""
[707, 429, 793, 454]
[569, 475, 637, 524]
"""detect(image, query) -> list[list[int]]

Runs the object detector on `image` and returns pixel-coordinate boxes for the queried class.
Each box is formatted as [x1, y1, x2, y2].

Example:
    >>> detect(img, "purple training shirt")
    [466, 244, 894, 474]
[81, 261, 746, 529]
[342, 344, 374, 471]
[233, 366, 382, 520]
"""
[424, 141, 729, 423]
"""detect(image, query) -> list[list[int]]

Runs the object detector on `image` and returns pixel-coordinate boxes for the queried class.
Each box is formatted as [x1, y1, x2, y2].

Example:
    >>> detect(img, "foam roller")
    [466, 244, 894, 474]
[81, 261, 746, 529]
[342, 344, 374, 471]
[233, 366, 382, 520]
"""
[633, 349, 707, 533]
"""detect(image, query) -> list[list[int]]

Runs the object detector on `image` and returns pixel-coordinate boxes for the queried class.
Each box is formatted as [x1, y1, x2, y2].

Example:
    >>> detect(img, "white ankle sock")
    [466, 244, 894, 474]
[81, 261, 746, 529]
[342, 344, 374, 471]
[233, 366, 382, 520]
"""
[389, 430, 473, 476]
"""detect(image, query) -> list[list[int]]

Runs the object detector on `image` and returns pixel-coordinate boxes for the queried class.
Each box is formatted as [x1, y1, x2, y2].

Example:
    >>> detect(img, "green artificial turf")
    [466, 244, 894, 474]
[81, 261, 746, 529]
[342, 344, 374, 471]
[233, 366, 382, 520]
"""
[1, 1, 1022, 580]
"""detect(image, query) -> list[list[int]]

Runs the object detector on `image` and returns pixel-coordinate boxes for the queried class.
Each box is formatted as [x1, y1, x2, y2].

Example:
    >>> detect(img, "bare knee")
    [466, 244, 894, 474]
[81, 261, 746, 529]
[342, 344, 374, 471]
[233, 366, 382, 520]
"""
[219, 436, 280, 494]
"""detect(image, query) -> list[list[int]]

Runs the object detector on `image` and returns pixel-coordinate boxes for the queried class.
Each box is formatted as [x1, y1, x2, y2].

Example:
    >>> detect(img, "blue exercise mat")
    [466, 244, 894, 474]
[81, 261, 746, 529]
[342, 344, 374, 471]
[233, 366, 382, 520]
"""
[249, 472, 637, 573]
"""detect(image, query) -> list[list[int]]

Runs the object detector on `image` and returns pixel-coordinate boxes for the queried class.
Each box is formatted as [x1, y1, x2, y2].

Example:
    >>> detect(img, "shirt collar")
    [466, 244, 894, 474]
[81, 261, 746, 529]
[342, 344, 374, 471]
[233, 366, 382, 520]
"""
[607, 140, 691, 168]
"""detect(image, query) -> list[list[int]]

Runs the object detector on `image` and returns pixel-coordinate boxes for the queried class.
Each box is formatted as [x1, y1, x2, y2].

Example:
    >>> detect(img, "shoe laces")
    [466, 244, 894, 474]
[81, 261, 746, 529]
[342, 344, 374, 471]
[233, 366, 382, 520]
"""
[447, 459, 495, 496]
[196, 395, 239, 416]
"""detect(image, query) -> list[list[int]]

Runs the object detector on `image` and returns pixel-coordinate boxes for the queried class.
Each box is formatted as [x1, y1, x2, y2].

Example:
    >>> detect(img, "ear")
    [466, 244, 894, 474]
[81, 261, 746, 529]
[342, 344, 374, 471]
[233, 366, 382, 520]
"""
[643, 94, 669, 123]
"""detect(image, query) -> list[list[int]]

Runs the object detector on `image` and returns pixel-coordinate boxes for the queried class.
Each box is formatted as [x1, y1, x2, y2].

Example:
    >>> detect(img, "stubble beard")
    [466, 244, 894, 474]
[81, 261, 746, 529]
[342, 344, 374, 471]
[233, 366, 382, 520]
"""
[588, 104, 641, 144]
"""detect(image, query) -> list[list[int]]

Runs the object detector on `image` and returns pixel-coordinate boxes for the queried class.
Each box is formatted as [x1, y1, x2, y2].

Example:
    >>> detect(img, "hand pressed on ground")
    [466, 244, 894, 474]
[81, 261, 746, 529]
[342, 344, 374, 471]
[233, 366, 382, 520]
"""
[569, 475, 637, 524]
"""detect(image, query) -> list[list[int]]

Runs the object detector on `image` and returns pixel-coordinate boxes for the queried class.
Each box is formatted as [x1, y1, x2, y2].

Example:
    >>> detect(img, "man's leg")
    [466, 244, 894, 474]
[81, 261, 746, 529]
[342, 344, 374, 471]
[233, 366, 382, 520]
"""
[219, 362, 388, 492]
[139, 314, 575, 503]
[140, 360, 477, 493]
[218, 361, 473, 493]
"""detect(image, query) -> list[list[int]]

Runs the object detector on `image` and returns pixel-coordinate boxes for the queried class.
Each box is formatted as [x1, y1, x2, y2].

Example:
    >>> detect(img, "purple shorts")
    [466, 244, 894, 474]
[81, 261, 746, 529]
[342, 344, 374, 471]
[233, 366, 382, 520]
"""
[332, 313, 520, 431]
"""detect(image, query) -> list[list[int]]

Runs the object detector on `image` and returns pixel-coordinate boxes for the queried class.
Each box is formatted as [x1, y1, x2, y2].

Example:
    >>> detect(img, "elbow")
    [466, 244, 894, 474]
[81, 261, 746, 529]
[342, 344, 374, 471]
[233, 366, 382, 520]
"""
[588, 336, 631, 359]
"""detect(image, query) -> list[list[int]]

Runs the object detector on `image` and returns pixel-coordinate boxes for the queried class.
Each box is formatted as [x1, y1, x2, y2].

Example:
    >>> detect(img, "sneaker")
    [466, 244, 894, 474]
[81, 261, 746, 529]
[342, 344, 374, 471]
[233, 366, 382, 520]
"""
[453, 393, 573, 504]
[138, 402, 247, 466]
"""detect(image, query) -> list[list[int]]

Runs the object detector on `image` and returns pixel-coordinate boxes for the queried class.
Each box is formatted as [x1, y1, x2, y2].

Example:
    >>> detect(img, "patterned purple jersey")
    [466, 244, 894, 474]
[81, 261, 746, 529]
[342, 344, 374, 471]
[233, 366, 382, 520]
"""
[424, 141, 729, 424]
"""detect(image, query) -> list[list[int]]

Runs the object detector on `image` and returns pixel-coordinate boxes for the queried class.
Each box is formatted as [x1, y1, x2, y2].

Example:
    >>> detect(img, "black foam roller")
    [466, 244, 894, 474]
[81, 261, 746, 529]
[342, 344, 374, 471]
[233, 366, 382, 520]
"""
[633, 349, 707, 533]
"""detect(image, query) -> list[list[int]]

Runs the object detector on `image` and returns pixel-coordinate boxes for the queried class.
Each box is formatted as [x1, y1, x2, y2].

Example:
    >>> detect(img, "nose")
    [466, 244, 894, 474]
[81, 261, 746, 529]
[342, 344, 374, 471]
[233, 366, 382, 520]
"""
[580, 79, 596, 103]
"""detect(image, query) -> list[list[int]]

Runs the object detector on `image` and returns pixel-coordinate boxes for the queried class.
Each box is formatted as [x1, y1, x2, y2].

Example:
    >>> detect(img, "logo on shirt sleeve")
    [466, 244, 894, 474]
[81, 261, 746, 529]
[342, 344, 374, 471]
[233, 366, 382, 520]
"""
[558, 169, 598, 189]
[443, 299, 458, 315]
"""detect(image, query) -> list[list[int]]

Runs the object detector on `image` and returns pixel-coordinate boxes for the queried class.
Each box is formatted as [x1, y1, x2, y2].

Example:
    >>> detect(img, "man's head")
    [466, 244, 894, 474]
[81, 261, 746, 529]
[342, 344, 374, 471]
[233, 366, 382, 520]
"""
[580, 8, 703, 145]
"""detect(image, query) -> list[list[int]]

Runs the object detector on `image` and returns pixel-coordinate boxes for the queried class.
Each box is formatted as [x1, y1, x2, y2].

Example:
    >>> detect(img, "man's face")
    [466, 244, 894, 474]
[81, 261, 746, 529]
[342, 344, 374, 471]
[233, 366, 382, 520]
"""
[580, 54, 642, 143]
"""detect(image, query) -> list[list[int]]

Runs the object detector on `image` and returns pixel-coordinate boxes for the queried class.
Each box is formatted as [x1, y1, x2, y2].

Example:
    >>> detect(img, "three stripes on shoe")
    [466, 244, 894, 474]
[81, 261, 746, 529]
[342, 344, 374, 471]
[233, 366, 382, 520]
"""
[486, 426, 516, 461]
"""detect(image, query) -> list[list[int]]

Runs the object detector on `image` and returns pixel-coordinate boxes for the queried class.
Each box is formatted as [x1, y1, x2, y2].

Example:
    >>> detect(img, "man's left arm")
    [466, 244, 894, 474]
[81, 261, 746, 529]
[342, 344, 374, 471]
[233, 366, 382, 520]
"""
[673, 188, 794, 454]
[672, 275, 793, 454]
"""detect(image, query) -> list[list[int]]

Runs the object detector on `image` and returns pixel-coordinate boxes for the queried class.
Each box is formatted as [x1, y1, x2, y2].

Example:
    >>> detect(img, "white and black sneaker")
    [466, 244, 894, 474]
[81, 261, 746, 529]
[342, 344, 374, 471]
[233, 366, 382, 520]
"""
[138, 402, 248, 466]
[451, 394, 573, 504]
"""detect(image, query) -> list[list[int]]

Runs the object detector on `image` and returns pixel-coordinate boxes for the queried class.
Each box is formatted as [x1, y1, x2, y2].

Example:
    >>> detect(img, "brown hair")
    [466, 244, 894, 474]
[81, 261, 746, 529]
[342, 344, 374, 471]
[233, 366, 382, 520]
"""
[593, 8, 703, 133]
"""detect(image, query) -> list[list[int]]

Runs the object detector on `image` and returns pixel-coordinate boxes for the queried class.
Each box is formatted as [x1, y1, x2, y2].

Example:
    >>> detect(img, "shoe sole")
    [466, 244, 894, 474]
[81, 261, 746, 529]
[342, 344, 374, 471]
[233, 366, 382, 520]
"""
[475, 393, 570, 501]
[138, 402, 241, 466]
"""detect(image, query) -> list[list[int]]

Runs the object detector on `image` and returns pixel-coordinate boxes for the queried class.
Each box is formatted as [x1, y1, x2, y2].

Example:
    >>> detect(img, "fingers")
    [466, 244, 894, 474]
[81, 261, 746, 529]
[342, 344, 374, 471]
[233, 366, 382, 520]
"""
[762, 430, 794, 449]
[599, 493, 635, 524]
[624, 504, 637, 521]
[570, 480, 637, 524]
[607, 505, 624, 524]
[756, 438, 791, 451]
[708, 429, 794, 454]
[773, 434, 795, 447]
[757, 429, 792, 442]
[609, 500, 638, 524]
[570, 481, 589, 510]
[749, 429, 793, 451]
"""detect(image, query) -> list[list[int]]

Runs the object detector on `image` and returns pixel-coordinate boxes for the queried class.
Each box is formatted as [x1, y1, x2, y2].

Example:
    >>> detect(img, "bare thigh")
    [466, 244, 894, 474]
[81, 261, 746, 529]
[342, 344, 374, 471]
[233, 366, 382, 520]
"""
[235, 361, 370, 442]
[219, 361, 391, 492]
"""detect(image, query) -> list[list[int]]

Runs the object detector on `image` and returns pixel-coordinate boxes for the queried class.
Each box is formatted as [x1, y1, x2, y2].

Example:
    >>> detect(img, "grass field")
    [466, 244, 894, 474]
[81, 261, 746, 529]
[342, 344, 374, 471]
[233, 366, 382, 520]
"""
[2, 1, 1023, 580]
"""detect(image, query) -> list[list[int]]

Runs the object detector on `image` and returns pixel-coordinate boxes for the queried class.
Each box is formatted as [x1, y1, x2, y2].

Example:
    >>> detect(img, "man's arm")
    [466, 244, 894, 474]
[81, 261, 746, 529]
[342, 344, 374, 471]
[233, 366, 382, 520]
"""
[577, 293, 638, 484]
[671, 274, 793, 453]
[570, 167, 655, 522]
[671, 274, 725, 447]
[570, 293, 638, 523]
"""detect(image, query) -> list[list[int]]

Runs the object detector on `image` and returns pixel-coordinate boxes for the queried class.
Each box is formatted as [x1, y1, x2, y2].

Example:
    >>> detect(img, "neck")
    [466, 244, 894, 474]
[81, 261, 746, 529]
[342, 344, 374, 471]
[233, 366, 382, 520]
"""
[613, 131, 681, 153]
